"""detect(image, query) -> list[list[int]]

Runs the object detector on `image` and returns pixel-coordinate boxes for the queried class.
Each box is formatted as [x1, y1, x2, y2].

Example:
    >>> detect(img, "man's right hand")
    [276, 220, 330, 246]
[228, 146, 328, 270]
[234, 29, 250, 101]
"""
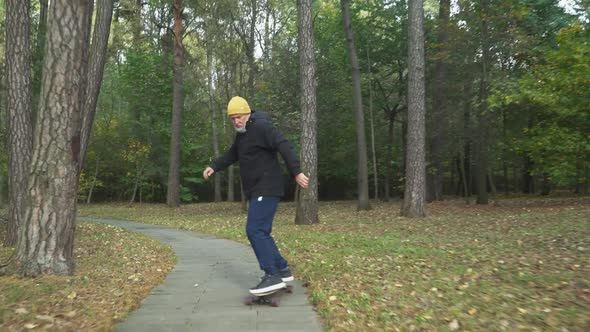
[203, 166, 215, 180]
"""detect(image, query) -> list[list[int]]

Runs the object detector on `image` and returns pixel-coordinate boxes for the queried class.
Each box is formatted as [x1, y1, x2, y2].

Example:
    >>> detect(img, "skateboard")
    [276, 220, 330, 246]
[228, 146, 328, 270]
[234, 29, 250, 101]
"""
[244, 284, 293, 307]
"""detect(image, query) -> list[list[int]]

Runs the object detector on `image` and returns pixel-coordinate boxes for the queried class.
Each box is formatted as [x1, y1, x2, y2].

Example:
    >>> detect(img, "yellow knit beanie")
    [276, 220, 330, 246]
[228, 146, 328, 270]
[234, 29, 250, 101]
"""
[227, 96, 251, 116]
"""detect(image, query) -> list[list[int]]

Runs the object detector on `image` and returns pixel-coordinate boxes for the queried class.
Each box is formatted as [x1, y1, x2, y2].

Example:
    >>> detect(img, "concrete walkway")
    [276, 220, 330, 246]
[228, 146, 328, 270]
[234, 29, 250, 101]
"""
[80, 218, 323, 332]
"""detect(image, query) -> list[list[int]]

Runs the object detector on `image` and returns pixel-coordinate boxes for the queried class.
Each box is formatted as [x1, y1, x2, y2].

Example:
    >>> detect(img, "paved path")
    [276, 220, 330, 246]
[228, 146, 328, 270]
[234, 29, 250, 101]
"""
[80, 217, 323, 332]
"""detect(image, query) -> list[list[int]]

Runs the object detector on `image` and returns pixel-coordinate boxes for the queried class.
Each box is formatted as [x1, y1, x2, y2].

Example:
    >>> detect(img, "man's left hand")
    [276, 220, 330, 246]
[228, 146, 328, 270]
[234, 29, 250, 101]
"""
[295, 173, 309, 189]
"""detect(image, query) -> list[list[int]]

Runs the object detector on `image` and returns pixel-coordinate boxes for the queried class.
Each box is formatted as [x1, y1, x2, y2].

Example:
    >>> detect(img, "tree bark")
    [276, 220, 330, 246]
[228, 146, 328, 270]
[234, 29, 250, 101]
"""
[295, 0, 319, 225]
[166, 0, 184, 207]
[87, 158, 100, 204]
[476, 0, 490, 205]
[367, 49, 378, 201]
[79, 0, 115, 171]
[32, 0, 48, 116]
[341, 0, 371, 211]
[401, 0, 426, 218]
[206, 22, 222, 202]
[429, 0, 450, 201]
[5, 0, 33, 247]
[17, 0, 92, 276]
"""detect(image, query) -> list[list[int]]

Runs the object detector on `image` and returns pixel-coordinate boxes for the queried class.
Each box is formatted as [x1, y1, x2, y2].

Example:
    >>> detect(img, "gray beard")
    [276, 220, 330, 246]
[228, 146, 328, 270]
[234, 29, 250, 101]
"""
[234, 126, 246, 134]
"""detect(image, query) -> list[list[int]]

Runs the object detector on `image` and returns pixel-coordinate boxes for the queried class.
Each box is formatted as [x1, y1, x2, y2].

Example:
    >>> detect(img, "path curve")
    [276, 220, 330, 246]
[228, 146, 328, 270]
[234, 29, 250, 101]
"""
[80, 217, 323, 332]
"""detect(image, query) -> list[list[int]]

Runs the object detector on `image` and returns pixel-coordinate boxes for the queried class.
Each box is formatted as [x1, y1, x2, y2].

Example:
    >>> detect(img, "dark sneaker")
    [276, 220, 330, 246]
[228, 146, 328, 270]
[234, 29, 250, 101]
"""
[280, 267, 294, 282]
[249, 274, 286, 295]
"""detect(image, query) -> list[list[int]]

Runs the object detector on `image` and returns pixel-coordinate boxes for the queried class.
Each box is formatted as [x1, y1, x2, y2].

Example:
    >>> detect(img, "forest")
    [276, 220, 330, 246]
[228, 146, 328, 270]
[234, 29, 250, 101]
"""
[1, 0, 588, 210]
[0, 1, 589, 330]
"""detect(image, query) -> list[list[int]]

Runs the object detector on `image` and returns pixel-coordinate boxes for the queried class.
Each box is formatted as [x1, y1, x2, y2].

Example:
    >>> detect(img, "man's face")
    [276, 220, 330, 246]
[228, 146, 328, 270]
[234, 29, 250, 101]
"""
[230, 114, 250, 133]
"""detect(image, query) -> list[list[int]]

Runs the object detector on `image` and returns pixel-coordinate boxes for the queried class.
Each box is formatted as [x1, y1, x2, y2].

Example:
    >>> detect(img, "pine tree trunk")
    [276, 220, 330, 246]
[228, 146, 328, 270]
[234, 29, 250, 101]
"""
[384, 110, 396, 202]
[401, 0, 426, 218]
[476, 0, 490, 205]
[17, 0, 91, 276]
[166, 0, 184, 207]
[87, 158, 100, 204]
[207, 30, 222, 202]
[79, 0, 114, 170]
[295, 0, 319, 225]
[5, 0, 33, 247]
[429, 0, 450, 201]
[367, 49, 378, 201]
[341, 0, 371, 211]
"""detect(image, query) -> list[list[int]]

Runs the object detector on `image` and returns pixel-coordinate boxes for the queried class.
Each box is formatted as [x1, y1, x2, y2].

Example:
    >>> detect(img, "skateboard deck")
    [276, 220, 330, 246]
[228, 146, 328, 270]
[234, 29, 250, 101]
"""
[244, 284, 293, 307]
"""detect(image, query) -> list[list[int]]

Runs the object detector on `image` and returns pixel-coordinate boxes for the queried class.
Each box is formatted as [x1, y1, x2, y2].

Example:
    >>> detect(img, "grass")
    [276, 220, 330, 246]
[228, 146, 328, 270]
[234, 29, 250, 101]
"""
[1, 196, 588, 331]
[0, 218, 175, 331]
[76, 196, 589, 332]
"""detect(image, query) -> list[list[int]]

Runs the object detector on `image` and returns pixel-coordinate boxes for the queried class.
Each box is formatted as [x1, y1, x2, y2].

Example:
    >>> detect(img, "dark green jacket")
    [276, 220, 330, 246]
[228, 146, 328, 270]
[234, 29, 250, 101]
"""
[209, 110, 301, 199]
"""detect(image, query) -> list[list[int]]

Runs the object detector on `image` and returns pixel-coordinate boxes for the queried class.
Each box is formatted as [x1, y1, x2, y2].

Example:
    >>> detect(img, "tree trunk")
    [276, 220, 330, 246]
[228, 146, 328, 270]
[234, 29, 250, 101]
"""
[476, 0, 490, 205]
[228, 165, 235, 201]
[295, 0, 319, 225]
[5, 0, 33, 247]
[129, 163, 144, 206]
[17, 0, 92, 276]
[79, 0, 115, 170]
[367, 49, 378, 201]
[384, 109, 396, 202]
[429, 0, 450, 201]
[247, 0, 258, 99]
[401, 0, 426, 218]
[87, 158, 100, 204]
[463, 81, 473, 197]
[207, 26, 222, 202]
[166, 0, 184, 207]
[32, 0, 48, 117]
[341, 0, 370, 211]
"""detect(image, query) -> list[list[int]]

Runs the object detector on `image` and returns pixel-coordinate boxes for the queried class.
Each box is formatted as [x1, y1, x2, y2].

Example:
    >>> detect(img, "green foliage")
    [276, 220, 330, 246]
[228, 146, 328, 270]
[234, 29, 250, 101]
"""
[497, 25, 590, 185]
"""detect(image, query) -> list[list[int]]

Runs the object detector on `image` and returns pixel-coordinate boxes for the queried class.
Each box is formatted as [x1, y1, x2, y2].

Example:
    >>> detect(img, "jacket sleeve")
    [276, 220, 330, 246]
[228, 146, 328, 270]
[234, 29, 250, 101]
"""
[264, 124, 302, 177]
[209, 142, 238, 172]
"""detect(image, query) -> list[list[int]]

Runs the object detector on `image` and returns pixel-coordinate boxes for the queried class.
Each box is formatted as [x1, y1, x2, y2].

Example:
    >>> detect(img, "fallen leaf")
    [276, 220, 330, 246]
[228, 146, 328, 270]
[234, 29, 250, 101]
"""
[36, 315, 54, 322]
[449, 319, 460, 331]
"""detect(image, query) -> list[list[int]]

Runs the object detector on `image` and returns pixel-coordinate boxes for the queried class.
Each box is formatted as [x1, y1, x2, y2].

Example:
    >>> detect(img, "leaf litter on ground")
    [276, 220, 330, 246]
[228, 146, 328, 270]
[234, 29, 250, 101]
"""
[2, 195, 588, 331]
[77, 196, 589, 331]
[0, 218, 175, 331]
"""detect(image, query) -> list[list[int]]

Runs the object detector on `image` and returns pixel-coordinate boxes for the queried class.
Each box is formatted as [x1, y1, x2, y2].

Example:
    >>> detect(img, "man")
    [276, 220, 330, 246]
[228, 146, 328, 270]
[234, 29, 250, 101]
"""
[203, 96, 309, 295]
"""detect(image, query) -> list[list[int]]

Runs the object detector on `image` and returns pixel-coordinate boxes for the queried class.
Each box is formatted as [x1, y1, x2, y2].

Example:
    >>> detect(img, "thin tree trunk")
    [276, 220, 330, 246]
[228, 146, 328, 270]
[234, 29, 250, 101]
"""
[459, 150, 470, 204]
[367, 49, 378, 201]
[401, 0, 426, 218]
[207, 29, 222, 202]
[295, 0, 319, 225]
[430, 0, 450, 201]
[341, 0, 370, 211]
[87, 158, 100, 204]
[463, 81, 472, 197]
[384, 110, 396, 202]
[228, 165, 235, 201]
[166, 0, 184, 207]
[239, 0, 259, 100]
[129, 163, 144, 206]
[18, 0, 91, 276]
[476, 0, 490, 205]
[79, 0, 115, 170]
[5, 0, 33, 246]
[488, 168, 497, 196]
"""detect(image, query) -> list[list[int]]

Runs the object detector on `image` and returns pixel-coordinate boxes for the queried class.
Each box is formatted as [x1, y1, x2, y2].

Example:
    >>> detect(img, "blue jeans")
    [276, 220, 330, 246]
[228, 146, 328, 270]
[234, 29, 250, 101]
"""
[246, 196, 288, 275]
